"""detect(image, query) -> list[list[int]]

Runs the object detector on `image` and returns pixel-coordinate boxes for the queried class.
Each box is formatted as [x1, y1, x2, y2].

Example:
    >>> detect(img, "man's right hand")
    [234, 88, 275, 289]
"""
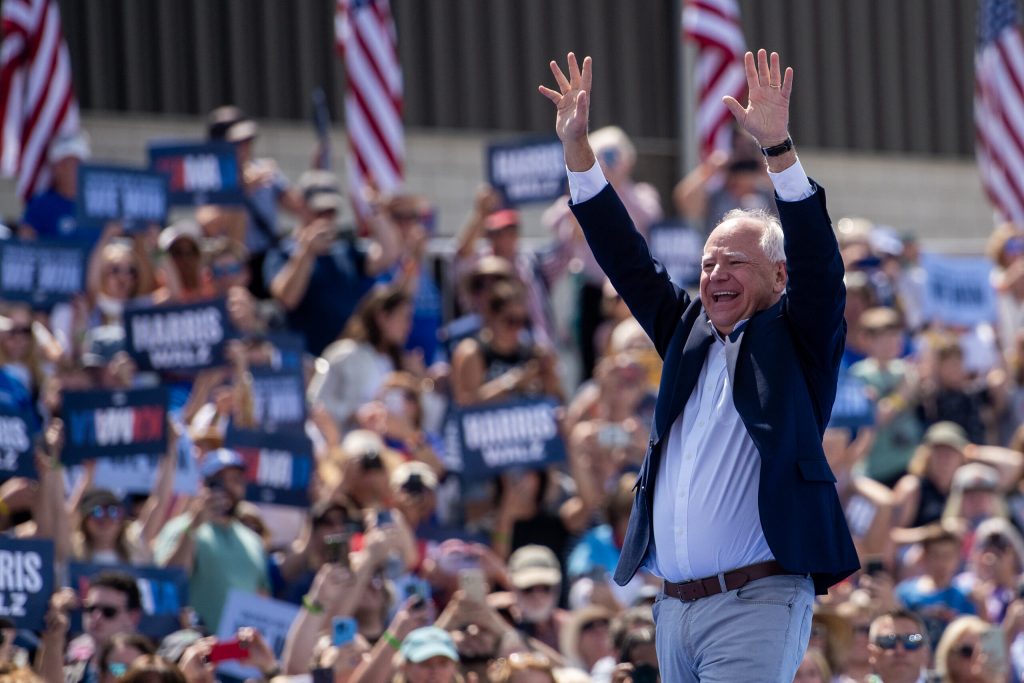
[539, 53, 596, 171]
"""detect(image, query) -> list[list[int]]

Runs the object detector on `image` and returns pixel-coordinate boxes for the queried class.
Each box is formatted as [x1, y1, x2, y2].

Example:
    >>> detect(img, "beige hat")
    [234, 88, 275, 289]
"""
[509, 544, 561, 590]
[923, 421, 970, 452]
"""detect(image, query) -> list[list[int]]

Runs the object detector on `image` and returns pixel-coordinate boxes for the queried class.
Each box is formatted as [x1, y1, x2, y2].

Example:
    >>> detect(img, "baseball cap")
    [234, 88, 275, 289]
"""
[48, 131, 90, 163]
[199, 448, 246, 480]
[298, 170, 345, 214]
[400, 626, 459, 664]
[951, 463, 999, 493]
[484, 209, 520, 232]
[158, 220, 203, 253]
[923, 421, 969, 452]
[509, 544, 561, 589]
[391, 461, 438, 493]
[207, 105, 246, 140]
[225, 118, 259, 144]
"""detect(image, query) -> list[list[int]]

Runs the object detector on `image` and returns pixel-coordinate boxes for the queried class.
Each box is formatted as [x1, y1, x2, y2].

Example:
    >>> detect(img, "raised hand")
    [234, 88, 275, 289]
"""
[539, 53, 596, 171]
[723, 49, 793, 147]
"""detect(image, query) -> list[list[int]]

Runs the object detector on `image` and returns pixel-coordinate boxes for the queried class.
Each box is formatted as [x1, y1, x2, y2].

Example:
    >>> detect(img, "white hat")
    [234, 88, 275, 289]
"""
[48, 131, 90, 163]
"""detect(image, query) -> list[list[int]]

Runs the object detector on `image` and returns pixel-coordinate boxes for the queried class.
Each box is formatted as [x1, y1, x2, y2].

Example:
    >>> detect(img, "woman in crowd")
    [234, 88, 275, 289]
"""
[451, 281, 563, 407]
[954, 517, 1024, 623]
[309, 284, 414, 429]
[98, 633, 155, 683]
[84, 224, 154, 328]
[488, 652, 558, 683]
[792, 648, 831, 683]
[893, 423, 969, 530]
[934, 615, 1007, 683]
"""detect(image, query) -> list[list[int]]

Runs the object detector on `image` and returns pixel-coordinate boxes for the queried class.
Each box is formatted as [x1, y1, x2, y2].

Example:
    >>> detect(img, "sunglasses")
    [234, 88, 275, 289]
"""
[89, 504, 123, 521]
[500, 315, 529, 329]
[7, 326, 31, 337]
[953, 643, 975, 658]
[212, 261, 244, 279]
[169, 245, 199, 258]
[520, 584, 553, 595]
[982, 535, 1010, 553]
[853, 624, 871, 636]
[107, 264, 138, 278]
[581, 618, 610, 633]
[874, 633, 925, 651]
[84, 603, 122, 619]
[107, 662, 128, 677]
[390, 211, 425, 223]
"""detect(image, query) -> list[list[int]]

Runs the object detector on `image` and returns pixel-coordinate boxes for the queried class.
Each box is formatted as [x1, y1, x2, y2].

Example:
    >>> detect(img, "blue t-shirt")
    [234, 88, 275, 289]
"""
[22, 188, 76, 237]
[263, 238, 373, 357]
[379, 266, 442, 364]
[896, 576, 976, 645]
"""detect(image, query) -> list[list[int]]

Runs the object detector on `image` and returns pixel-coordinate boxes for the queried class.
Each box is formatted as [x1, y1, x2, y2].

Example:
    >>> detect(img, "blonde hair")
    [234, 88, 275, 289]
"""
[934, 616, 988, 678]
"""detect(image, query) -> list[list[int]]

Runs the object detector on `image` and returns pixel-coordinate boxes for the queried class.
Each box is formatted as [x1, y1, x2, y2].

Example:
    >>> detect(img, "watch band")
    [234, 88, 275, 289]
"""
[760, 137, 793, 157]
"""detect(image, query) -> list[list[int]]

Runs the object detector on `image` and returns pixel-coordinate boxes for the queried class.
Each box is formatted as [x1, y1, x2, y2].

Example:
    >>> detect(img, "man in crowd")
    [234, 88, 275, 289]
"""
[154, 448, 268, 632]
[867, 609, 931, 683]
[264, 169, 400, 355]
[39, 570, 143, 683]
[539, 49, 858, 679]
[20, 131, 89, 239]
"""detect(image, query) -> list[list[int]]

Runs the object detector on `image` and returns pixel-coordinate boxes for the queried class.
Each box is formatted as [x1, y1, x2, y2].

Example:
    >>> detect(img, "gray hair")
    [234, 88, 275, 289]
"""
[719, 208, 785, 263]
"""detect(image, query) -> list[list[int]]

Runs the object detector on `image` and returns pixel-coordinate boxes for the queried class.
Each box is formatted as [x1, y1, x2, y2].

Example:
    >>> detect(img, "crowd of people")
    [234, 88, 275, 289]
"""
[0, 96, 1018, 683]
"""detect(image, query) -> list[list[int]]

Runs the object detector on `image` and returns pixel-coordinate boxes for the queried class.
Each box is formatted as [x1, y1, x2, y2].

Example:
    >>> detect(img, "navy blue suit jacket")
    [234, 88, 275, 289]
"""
[570, 181, 859, 595]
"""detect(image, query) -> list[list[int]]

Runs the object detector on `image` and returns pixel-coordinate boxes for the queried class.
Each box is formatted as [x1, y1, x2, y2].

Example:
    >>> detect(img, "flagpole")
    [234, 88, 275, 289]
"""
[678, 1, 698, 185]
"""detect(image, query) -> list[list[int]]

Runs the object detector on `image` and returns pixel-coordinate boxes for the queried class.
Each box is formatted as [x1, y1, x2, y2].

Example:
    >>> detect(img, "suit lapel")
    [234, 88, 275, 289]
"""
[654, 311, 715, 440]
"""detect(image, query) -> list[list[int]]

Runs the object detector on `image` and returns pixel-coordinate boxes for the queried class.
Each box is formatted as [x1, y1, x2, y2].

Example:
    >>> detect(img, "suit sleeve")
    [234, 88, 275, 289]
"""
[570, 185, 689, 357]
[778, 180, 846, 376]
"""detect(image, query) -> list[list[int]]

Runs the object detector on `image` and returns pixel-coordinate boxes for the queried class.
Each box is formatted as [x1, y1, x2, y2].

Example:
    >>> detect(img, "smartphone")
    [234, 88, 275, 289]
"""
[324, 533, 350, 570]
[207, 638, 248, 663]
[458, 567, 488, 603]
[979, 626, 1006, 673]
[632, 664, 660, 683]
[864, 557, 886, 576]
[310, 670, 333, 683]
[597, 424, 631, 449]
[332, 616, 358, 647]
[376, 508, 393, 526]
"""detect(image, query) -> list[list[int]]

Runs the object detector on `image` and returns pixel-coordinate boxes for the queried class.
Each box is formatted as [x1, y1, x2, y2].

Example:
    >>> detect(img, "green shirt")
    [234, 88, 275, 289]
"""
[850, 357, 923, 483]
[154, 514, 268, 632]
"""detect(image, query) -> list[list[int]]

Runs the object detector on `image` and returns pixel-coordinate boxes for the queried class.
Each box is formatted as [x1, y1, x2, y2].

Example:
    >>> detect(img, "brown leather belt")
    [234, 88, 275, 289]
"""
[663, 560, 797, 602]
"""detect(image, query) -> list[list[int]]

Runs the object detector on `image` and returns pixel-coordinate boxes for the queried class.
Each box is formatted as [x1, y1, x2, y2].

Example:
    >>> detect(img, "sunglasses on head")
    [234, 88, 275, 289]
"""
[874, 633, 925, 651]
[212, 261, 244, 278]
[84, 603, 122, 619]
[954, 643, 975, 658]
[89, 504, 123, 521]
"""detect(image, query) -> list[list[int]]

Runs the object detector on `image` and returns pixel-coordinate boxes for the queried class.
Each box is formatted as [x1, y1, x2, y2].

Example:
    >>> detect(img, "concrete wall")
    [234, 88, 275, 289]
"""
[0, 112, 996, 253]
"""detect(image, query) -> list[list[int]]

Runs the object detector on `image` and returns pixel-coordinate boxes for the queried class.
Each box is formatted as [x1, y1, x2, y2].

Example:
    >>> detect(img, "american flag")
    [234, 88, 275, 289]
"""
[682, 0, 747, 159]
[0, 0, 80, 201]
[335, 0, 404, 217]
[976, 0, 1024, 223]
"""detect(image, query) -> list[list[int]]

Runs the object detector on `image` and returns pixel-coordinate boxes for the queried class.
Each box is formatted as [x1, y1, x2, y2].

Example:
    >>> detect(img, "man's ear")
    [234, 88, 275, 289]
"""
[774, 262, 788, 293]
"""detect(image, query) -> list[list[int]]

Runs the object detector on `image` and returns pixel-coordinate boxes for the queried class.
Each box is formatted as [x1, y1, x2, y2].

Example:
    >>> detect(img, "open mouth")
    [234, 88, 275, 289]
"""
[711, 291, 739, 303]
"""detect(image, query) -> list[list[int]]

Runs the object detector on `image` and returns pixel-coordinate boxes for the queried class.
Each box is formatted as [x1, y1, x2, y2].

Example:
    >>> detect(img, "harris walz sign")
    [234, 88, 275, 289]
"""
[0, 538, 54, 630]
[61, 388, 168, 465]
[224, 428, 314, 507]
[445, 398, 565, 478]
[125, 299, 234, 373]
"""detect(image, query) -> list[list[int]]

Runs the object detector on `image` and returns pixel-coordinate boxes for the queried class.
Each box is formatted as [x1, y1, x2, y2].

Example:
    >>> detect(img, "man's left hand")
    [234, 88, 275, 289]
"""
[723, 49, 792, 147]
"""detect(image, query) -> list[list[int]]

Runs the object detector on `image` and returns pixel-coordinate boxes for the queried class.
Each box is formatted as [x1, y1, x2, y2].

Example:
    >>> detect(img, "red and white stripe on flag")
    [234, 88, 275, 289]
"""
[336, 0, 404, 218]
[975, 0, 1024, 224]
[682, 0, 747, 160]
[0, 0, 80, 201]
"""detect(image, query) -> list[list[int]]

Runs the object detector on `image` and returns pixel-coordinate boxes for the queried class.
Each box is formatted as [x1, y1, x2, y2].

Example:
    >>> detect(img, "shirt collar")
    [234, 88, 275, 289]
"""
[707, 318, 749, 344]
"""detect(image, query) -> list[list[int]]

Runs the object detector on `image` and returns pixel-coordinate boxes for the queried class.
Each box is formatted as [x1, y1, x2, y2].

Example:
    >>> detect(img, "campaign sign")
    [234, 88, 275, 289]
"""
[68, 435, 200, 496]
[250, 366, 307, 433]
[0, 241, 87, 308]
[648, 220, 704, 288]
[62, 388, 168, 464]
[486, 137, 567, 206]
[920, 253, 997, 327]
[447, 398, 565, 477]
[0, 538, 54, 630]
[124, 299, 234, 373]
[76, 164, 169, 230]
[223, 428, 313, 507]
[0, 408, 36, 481]
[216, 589, 300, 681]
[68, 563, 188, 639]
[828, 372, 876, 429]
[147, 141, 243, 206]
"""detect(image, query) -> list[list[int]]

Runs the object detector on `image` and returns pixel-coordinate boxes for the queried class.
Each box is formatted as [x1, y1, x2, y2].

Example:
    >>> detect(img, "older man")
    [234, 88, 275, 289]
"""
[539, 50, 858, 681]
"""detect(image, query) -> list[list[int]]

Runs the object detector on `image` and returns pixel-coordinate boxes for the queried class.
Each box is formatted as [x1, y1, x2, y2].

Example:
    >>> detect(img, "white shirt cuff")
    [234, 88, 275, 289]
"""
[768, 158, 814, 202]
[567, 161, 609, 204]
